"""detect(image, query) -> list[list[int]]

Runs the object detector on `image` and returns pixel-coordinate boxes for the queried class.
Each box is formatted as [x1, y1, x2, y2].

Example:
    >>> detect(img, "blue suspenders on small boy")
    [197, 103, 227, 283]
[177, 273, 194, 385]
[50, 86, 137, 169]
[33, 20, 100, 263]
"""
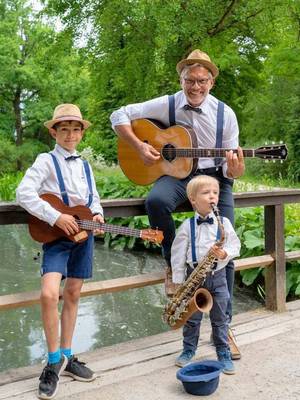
[189, 216, 222, 268]
[50, 153, 93, 207]
[168, 95, 224, 167]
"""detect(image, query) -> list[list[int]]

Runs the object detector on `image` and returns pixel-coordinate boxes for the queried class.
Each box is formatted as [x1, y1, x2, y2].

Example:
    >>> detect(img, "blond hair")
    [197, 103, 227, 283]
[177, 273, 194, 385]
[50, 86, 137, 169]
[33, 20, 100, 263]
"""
[186, 175, 219, 202]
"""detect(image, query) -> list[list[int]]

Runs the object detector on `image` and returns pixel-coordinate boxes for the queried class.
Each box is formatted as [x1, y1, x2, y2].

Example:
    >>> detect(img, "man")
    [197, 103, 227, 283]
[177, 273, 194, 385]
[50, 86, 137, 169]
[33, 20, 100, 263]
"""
[110, 49, 244, 360]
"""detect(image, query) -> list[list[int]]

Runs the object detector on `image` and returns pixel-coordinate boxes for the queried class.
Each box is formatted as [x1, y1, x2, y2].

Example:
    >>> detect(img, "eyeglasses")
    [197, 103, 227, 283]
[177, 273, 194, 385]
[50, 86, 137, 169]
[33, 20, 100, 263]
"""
[184, 78, 211, 86]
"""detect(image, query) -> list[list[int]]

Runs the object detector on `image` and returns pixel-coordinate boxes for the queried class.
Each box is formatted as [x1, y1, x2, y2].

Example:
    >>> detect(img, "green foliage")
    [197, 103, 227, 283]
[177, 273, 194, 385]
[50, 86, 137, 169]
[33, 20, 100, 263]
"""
[0, 172, 23, 201]
[0, 137, 18, 173]
[234, 205, 300, 299]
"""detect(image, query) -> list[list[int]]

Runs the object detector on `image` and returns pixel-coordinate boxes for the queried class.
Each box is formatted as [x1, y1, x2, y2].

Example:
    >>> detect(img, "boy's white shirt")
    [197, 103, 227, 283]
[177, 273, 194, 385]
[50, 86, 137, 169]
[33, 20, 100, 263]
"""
[16, 144, 103, 226]
[171, 211, 241, 284]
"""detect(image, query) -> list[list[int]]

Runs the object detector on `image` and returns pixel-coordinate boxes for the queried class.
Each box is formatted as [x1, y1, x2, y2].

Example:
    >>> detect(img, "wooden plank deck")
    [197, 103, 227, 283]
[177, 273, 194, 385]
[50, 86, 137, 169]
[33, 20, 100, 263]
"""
[1, 300, 300, 400]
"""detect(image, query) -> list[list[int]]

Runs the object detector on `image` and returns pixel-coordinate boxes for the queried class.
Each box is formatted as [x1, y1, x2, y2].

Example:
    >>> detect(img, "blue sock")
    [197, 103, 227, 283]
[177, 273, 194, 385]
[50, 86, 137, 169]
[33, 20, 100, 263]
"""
[48, 349, 61, 365]
[61, 348, 72, 359]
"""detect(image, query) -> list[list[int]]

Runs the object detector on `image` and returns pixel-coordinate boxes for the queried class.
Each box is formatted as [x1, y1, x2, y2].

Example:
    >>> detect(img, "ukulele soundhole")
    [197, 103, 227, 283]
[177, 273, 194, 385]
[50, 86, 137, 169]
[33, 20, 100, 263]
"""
[162, 144, 176, 162]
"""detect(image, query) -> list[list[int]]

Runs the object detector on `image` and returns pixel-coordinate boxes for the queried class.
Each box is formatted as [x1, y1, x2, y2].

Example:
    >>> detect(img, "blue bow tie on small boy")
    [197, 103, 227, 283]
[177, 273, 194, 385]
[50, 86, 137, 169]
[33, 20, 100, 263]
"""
[196, 216, 214, 225]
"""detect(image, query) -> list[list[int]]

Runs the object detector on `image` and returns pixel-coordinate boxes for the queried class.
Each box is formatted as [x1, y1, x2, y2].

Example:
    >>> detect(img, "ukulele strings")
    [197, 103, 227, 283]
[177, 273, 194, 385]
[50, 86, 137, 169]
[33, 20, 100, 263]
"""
[77, 220, 142, 238]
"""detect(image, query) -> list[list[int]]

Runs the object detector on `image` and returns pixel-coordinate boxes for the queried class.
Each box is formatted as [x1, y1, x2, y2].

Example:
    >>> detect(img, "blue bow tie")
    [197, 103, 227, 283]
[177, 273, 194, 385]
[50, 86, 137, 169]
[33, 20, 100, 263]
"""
[65, 155, 81, 161]
[197, 216, 214, 225]
[183, 104, 202, 114]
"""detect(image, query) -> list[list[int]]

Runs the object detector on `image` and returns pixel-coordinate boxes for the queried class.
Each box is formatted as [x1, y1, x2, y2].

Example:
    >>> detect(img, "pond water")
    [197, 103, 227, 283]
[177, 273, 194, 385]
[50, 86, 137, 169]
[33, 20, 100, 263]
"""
[0, 225, 261, 373]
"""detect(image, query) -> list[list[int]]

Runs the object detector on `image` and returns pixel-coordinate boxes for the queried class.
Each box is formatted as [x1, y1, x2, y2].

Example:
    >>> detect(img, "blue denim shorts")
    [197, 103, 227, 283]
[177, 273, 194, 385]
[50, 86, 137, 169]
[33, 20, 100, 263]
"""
[41, 234, 94, 279]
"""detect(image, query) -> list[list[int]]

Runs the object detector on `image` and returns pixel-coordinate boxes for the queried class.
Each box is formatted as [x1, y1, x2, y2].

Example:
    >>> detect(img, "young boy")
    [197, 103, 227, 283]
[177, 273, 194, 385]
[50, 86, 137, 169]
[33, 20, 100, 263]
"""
[171, 175, 240, 374]
[16, 104, 104, 399]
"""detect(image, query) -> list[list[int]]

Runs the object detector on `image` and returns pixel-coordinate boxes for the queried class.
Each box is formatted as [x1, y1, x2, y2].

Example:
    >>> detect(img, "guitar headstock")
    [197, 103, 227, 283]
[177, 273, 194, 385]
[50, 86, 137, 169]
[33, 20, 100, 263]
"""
[255, 144, 288, 160]
[141, 229, 164, 244]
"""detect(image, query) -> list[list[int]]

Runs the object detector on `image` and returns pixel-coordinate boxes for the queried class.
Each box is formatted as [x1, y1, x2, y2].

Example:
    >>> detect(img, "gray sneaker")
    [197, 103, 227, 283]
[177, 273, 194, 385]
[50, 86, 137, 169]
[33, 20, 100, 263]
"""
[62, 356, 97, 382]
[175, 350, 195, 367]
[38, 354, 68, 399]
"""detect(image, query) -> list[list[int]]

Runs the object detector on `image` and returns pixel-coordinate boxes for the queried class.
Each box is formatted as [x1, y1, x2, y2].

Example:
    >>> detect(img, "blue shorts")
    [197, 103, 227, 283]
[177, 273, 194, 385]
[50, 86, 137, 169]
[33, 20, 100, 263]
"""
[41, 234, 94, 279]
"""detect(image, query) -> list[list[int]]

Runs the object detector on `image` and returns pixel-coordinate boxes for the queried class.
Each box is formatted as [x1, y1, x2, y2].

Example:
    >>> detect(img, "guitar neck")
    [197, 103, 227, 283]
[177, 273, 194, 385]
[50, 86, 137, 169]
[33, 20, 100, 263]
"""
[174, 148, 255, 158]
[77, 220, 141, 238]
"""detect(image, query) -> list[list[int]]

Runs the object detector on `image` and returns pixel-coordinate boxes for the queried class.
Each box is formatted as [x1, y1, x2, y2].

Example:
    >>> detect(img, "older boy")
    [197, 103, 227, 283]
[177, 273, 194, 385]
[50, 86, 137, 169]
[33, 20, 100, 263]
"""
[16, 104, 103, 399]
[171, 175, 240, 374]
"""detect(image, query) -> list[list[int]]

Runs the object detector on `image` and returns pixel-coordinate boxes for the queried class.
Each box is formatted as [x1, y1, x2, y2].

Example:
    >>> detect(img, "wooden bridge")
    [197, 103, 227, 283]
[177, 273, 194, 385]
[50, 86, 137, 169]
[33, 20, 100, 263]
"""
[0, 189, 300, 399]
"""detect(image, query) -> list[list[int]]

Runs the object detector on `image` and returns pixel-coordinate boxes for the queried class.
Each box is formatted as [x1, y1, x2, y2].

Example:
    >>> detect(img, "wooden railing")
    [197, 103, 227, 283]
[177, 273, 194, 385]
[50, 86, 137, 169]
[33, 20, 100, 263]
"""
[1, 189, 300, 312]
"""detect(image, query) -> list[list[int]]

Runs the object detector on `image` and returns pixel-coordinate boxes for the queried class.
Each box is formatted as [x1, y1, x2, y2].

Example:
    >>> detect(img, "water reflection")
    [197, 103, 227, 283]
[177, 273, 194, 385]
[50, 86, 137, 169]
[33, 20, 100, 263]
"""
[0, 225, 261, 372]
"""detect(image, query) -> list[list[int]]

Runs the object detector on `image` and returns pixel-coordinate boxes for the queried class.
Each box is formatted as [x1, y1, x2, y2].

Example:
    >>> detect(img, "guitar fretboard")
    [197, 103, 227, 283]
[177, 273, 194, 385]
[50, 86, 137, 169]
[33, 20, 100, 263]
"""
[163, 148, 255, 158]
[77, 220, 141, 238]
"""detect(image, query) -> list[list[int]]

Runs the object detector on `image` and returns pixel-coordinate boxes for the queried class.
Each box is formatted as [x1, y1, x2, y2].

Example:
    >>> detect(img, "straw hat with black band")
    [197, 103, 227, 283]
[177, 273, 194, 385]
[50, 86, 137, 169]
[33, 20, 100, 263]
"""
[176, 49, 219, 79]
[44, 104, 91, 130]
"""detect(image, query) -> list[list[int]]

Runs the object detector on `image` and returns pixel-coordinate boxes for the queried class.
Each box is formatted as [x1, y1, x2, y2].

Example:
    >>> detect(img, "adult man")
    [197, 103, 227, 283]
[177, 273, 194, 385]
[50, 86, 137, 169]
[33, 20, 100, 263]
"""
[110, 49, 245, 360]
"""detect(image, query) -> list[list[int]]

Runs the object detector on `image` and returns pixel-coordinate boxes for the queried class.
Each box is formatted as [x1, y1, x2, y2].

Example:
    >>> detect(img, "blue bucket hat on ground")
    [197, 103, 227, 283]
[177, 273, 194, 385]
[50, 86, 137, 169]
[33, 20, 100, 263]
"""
[176, 359, 223, 396]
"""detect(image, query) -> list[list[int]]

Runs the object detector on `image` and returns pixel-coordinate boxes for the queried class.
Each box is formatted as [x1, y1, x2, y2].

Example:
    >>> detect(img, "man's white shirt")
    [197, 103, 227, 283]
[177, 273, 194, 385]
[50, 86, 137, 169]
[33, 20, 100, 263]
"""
[110, 91, 239, 177]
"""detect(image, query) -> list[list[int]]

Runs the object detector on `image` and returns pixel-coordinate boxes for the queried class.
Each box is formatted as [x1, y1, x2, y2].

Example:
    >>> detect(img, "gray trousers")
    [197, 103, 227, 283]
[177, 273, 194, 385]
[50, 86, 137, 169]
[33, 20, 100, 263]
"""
[182, 267, 229, 353]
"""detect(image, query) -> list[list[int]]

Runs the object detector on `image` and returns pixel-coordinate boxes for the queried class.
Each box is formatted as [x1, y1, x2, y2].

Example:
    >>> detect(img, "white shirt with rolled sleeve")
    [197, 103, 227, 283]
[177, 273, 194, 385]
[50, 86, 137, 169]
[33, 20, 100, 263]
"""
[16, 144, 103, 227]
[110, 91, 239, 177]
[171, 212, 241, 284]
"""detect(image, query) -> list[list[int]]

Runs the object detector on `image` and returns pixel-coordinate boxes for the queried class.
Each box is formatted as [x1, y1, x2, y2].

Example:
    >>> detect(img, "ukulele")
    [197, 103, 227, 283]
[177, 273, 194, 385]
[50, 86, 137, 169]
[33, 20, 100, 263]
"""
[117, 118, 288, 185]
[28, 193, 163, 244]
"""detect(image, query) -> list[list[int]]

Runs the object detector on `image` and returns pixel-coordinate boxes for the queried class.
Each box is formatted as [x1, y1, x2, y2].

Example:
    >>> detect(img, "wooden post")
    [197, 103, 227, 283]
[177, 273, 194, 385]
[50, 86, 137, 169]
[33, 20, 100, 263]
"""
[264, 204, 286, 311]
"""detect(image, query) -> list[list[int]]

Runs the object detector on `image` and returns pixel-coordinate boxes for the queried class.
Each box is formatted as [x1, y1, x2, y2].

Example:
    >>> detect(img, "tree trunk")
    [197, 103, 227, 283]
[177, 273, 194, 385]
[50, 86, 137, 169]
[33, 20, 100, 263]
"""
[13, 87, 23, 170]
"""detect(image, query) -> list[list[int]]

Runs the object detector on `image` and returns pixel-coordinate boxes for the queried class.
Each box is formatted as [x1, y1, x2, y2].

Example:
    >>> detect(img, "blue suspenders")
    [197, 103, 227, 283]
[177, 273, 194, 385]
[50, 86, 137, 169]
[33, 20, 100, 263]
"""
[50, 153, 93, 207]
[168, 94, 176, 126]
[168, 95, 224, 166]
[189, 216, 222, 267]
[215, 101, 224, 166]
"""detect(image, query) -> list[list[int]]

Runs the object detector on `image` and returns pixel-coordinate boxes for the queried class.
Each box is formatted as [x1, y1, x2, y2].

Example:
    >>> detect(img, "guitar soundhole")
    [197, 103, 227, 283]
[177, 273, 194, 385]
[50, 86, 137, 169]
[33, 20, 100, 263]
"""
[162, 144, 176, 162]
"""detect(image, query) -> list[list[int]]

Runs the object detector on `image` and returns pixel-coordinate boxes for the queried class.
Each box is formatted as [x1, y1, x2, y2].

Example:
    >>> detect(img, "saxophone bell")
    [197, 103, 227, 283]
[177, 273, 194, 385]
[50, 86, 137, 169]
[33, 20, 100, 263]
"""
[169, 287, 213, 330]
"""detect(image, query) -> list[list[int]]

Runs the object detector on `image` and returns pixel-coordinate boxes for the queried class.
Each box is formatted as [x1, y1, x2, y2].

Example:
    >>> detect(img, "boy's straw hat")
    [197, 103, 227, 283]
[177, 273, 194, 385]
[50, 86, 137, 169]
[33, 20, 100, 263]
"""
[44, 104, 91, 129]
[176, 49, 219, 78]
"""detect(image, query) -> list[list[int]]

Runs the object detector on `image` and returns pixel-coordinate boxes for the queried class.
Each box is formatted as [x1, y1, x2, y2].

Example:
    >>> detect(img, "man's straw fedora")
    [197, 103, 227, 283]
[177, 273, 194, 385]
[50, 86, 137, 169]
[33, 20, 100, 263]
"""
[176, 49, 219, 78]
[44, 104, 91, 130]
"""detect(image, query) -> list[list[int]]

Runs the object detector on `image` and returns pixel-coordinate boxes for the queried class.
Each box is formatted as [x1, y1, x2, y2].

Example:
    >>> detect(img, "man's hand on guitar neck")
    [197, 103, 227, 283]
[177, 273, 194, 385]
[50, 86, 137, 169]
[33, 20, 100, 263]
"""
[226, 146, 245, 179]
[55, 214, 79, 236]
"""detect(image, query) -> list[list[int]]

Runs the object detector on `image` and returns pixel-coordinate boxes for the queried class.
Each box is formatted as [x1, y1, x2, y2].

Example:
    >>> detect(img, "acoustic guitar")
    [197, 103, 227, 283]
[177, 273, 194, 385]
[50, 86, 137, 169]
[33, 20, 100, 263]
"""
[117, 118, 288, 185]
[28, 193, 163, 244]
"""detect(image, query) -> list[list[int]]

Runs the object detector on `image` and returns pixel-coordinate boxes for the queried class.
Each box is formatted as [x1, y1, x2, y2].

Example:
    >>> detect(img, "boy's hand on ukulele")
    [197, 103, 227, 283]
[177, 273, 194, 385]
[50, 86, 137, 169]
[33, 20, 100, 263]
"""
[55, 214, 79, 236]
[211, 245, 227, 260]
[93, 214, 105, 235]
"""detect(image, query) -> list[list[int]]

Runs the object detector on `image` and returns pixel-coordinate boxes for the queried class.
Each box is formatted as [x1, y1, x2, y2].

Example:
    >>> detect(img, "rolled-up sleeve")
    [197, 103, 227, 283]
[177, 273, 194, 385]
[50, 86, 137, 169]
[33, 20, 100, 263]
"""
[16, 155, 61, 226]
[171, 220, 190, 284]
[110, 95, 170, 129]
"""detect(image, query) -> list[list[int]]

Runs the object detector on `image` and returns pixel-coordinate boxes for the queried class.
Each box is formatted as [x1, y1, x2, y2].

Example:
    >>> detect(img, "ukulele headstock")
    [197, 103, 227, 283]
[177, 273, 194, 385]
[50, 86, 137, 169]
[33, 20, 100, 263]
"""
[141, 228, 164, 244]
[255, 144, 288, 160]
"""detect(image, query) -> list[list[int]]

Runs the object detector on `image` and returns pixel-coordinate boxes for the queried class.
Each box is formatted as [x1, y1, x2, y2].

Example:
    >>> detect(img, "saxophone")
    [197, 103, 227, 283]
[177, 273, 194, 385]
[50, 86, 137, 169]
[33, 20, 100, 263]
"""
[162, 203, 225, 329]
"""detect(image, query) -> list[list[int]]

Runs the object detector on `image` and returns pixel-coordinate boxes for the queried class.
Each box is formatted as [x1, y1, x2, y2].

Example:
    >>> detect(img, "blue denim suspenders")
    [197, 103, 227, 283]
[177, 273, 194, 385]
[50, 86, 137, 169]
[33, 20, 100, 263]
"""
[49, 153, 93, 207]
[168, 94, 224, 167]
[189, 216, 222, 267]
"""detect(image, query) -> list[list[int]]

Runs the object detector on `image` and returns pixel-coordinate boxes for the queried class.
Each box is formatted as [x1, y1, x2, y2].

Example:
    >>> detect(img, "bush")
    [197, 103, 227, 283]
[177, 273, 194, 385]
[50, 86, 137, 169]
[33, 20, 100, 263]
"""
[0, 137, 18, 173]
